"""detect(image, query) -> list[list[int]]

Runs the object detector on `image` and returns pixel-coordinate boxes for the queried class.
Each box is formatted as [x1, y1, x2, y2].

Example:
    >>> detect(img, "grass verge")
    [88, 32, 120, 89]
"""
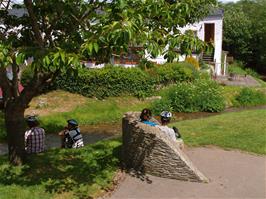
[171, 109, 266, 154]
[0, 91, 150, 140]
[0, 138, 121, 199]
[40, 95, 150, 133]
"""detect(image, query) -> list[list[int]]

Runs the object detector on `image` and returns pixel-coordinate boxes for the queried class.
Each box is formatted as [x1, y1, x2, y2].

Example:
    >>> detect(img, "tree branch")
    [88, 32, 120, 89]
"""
[11, 57, 20, 98]
[24, 0, 44, 47]
[0, 67, 12, 106]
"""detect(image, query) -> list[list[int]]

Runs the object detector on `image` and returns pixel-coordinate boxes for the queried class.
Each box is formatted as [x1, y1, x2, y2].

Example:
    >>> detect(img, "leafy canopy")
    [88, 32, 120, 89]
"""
[0, 0, 217, 69]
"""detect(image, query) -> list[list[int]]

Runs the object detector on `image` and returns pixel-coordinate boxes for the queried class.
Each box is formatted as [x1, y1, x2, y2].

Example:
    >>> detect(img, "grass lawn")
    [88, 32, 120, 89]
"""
[0, 90, 151, 140]
[0, 138, 121, 199]
[170, 109, 266, 155]
[40, 95, 150, 133]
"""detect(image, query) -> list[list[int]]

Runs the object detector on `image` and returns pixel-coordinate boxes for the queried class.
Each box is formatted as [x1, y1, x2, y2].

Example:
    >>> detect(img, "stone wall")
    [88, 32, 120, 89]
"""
[122, 112, 208, 183]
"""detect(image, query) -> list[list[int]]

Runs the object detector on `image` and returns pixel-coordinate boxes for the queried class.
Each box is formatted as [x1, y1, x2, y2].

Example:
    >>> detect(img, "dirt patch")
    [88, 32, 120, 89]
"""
[25, 90, 87, 116]
[80, 123, 121, 135]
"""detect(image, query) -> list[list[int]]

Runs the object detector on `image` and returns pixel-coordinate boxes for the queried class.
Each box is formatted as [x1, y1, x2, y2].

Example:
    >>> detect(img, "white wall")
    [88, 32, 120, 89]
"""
[148, 16, 223, 75]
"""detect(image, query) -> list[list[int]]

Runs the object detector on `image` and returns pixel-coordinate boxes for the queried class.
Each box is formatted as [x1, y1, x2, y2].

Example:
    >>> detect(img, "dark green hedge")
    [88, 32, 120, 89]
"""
[55, 66, 155, 99]
[21, 62, 199, 99]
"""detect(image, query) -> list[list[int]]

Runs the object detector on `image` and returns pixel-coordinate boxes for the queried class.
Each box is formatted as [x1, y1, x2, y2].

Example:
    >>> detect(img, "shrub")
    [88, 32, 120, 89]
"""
[55, 66, 155, 99]
[151, 98, 172, 116]
[228, 61, 260, 79]
[228, 61, 246, 75]
[185, 56, 200, 70]
[153, 79, 225, 113]
[150, 62, 198, 85]
[21, 62, 200, 100]
[234, 88, 266, 107]
[137, 58, 156, 70]
[244, 68, 260, 79]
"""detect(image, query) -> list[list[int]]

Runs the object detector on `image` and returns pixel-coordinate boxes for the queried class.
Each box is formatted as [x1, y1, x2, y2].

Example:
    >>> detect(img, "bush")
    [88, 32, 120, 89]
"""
[151, 98, 172, 116]
[228, 61, 260, 78]
[234, 88, 266, 107]
[21, 62, 200, 100]
[55, 66, 155, 99]
[150, 62, 198, 85]
[137, 58, 156, 70]
[185, 56, 200, 70]
[244, 68, 260, 79]
[153, 80, 225, 113]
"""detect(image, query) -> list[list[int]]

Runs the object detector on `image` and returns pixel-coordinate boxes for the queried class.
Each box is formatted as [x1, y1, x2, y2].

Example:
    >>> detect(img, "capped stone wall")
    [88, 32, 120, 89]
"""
[122, 112, 208, 183]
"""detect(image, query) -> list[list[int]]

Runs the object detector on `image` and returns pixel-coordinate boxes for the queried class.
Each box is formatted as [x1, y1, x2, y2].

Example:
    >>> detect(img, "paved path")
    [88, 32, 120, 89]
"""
[108, 147, 266, 199]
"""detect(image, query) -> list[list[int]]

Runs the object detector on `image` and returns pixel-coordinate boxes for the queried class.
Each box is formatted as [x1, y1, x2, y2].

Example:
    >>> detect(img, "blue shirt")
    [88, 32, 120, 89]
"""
[142, 120, 157, 127]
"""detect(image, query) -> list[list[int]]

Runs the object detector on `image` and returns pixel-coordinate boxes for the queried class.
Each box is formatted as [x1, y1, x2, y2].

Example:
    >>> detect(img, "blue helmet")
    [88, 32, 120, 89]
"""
[67, 119, 78, 127]
[26, 115, 38, 122]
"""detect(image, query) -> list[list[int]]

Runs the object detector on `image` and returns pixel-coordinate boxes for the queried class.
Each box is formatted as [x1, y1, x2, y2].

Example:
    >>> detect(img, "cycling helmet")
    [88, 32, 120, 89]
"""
[26, 115, 38, 122]
[26, 115, 39, 127]
[67, 119, 78, 127]
[160, 111, 172, 118]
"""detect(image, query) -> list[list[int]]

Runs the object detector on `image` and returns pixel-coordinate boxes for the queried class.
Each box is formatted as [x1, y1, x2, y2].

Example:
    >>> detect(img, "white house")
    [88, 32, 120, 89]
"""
[110, 9, 225, 76]
[145, 9, 224, 75]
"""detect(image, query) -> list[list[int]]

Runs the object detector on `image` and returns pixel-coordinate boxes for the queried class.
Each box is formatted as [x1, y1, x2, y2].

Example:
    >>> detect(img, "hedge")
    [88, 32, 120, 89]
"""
[21, 62, 199, 99]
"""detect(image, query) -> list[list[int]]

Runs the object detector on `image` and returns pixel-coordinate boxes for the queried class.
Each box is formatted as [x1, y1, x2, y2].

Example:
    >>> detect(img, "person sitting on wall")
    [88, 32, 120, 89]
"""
[25, 116, 45, 154]
[58, 119, 84, 149]
[140, 108, 158, 127]
[156, 111, 181, 141]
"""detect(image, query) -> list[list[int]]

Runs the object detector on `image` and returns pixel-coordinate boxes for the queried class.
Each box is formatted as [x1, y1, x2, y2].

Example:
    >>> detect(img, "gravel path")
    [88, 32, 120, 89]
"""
[108, 147, 266, 199]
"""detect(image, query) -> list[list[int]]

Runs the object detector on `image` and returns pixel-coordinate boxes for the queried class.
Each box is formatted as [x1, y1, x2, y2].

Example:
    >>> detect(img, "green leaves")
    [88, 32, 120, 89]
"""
[152, 79, 225, 113]
[15, 53, 26, 65]
[0, 44, 13, 68]
[222, 0, 266, 71]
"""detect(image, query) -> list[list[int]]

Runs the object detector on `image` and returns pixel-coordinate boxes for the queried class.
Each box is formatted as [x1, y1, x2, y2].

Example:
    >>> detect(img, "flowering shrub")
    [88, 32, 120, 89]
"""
[152, 79, 225, 113]
[185, 56, 200, 70]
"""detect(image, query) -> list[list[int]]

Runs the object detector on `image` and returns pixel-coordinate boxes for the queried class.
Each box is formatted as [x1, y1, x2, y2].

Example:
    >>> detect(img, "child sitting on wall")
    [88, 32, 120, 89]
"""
[140, 108, 158, 127]
[157, 111, 182, 141]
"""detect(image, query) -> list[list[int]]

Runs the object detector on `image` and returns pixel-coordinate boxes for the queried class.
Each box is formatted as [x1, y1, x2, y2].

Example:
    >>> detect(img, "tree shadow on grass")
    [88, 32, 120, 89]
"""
[0, 139, 122, 198]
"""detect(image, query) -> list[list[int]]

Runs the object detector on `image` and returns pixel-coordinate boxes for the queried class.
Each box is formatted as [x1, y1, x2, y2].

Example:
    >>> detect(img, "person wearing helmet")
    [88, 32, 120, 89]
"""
[157, 111, 181, 141]
[59, 119, 84, 148]
[25, 116, 45, 153]
[140, 108, 158, 127]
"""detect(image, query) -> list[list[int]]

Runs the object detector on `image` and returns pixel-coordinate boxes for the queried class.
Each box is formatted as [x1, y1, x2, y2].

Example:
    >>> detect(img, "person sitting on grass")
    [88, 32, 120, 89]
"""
[140, 108, 158, 127]
[25, 116, 45, 154]
[59, 119, 84, 149]
[156, 111, 181, 141]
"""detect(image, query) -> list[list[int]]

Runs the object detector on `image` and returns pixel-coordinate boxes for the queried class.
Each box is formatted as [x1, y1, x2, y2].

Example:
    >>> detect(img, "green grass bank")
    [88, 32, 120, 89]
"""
[171, 109, 266, 154]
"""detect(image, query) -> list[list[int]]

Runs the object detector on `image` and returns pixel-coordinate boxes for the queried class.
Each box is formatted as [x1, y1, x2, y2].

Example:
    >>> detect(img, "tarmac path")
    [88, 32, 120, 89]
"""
[108, 147, 266, 199]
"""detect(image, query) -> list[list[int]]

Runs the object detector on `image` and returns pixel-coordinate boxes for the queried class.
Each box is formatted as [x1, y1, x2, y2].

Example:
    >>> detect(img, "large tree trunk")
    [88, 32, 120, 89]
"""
[5, 102, 26, 165]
